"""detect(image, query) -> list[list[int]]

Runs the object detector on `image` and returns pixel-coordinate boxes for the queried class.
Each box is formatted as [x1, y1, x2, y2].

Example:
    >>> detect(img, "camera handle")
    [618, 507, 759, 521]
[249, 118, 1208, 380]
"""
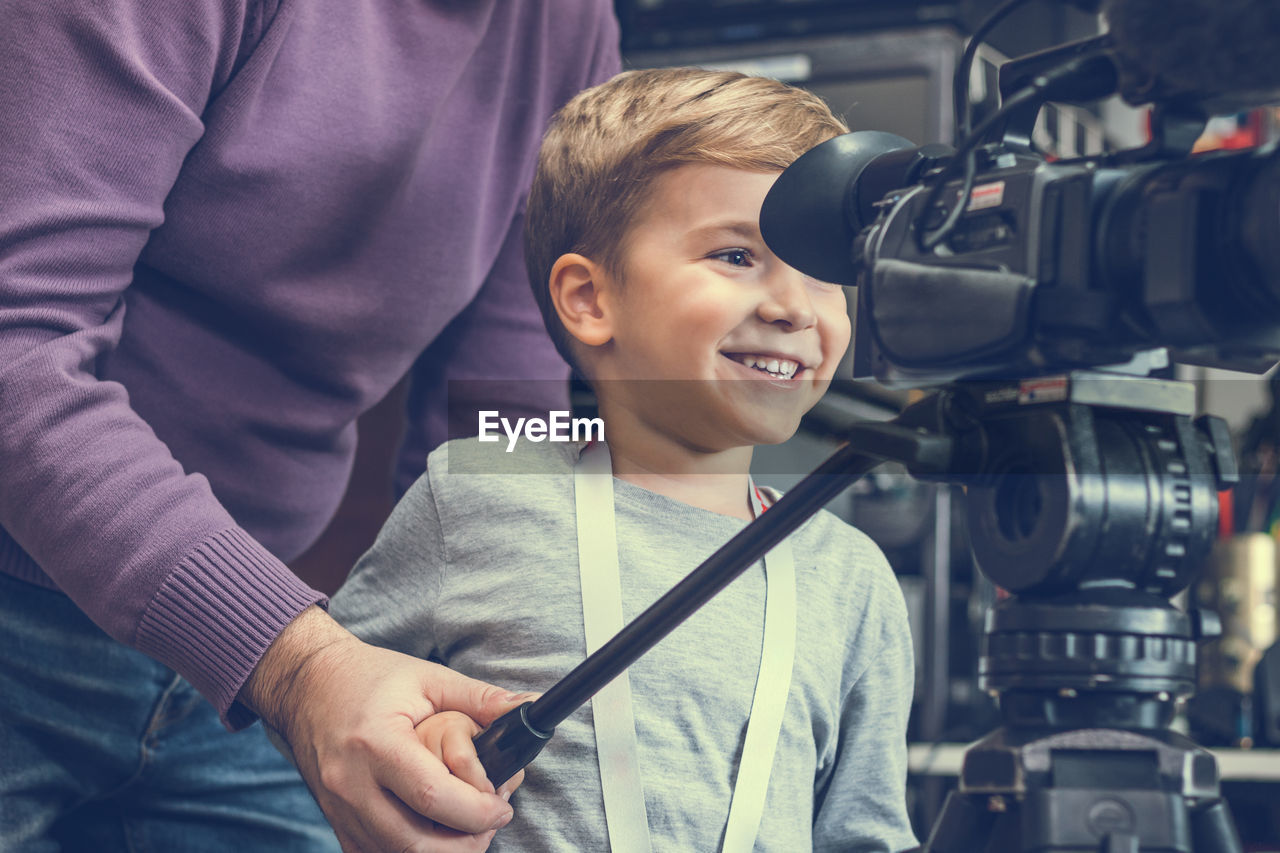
[472, 401, 958, 787]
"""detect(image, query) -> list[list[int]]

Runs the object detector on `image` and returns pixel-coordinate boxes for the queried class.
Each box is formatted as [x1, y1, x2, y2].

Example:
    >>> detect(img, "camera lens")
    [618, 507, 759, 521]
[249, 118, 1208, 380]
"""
[993, 467, 1045, 543]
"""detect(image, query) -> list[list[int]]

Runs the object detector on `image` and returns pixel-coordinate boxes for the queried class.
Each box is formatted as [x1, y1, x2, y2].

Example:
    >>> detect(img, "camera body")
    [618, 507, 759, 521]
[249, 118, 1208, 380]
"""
[855, 141, 1280, 386]
[762, 32, 1280, 388]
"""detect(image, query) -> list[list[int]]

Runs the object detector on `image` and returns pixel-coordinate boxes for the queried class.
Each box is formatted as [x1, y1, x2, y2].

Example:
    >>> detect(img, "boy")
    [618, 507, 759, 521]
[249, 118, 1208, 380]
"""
[331, 69, 917, 852]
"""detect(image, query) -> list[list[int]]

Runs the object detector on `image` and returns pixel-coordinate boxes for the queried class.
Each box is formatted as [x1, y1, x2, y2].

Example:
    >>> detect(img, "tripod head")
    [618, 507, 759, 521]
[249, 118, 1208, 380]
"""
[892, 375, 1229, 593]
[854, 374, 1253, 852]
[857, 373, 1237, 729]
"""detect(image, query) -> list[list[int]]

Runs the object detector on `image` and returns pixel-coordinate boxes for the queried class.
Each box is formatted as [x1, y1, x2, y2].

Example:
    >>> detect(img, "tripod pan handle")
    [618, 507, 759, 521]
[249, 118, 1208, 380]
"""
[473, 702, 555, 788]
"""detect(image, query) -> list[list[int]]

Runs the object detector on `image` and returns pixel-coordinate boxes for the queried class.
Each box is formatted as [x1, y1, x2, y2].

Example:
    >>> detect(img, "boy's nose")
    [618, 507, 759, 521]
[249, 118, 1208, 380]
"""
[758, 267, 817, 329]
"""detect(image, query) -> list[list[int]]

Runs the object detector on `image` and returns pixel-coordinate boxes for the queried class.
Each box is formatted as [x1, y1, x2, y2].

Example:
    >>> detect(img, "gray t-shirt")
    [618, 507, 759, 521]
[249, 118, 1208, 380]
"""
[331, 438, 917, 852]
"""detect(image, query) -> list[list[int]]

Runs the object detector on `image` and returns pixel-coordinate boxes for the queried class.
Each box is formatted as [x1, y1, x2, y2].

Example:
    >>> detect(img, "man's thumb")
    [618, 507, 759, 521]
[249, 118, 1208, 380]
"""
[421, 662, 539, 726]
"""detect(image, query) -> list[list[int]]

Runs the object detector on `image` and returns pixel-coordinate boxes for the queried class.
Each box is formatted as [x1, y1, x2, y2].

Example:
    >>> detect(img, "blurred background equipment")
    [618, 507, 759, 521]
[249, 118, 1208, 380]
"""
[1191, 535, 1279, 748]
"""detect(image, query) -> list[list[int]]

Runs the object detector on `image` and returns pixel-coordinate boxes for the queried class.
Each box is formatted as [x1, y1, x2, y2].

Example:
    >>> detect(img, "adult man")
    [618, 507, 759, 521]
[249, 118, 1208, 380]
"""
[0, 1, 620, 850]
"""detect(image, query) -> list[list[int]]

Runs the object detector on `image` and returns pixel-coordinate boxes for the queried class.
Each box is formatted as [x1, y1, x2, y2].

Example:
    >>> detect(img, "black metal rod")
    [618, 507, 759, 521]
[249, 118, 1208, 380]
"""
[525, 440, 885, 732]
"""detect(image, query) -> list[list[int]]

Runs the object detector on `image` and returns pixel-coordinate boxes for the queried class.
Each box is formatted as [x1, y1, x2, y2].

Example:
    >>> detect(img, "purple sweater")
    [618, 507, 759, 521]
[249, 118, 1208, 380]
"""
[0, 0, 620, 726]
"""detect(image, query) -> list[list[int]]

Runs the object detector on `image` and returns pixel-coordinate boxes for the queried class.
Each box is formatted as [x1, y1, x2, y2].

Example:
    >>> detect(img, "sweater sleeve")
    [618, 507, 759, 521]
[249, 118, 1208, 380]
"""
[813, 552, 919, 853]
[0, 0, 323, 727]
[394, 210, 573, 494]
[393, 5, 620, 493]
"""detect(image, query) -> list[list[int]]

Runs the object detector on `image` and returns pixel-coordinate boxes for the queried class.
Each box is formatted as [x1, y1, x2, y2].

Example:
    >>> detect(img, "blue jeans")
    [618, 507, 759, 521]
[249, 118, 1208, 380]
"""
[0, 571, 340, 852]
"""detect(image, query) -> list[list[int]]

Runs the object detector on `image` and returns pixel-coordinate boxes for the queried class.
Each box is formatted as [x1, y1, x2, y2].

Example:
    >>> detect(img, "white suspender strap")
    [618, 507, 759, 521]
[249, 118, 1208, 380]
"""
[575, 444, 654, 853]
[573, 443, 796, 853]
[720, 484, 796, 853]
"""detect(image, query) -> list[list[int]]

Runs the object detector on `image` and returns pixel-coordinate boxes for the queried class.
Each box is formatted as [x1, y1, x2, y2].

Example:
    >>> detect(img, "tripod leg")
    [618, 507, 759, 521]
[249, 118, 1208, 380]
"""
[1190, 799, 1243, 853]
[923, 790, 998, 853]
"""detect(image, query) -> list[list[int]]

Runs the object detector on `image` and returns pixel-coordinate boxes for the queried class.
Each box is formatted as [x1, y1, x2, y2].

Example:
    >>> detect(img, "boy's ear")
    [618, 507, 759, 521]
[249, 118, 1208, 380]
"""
[549, 253, 614, 348]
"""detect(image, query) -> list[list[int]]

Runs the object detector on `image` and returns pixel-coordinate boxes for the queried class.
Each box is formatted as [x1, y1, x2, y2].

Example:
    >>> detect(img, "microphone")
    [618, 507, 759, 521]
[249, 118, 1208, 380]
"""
[1103, 0, 1280, 112]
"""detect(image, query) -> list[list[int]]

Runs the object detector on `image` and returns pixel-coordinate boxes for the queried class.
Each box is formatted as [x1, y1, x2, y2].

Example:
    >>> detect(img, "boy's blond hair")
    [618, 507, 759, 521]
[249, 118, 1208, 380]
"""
[524, 68, 849, 371]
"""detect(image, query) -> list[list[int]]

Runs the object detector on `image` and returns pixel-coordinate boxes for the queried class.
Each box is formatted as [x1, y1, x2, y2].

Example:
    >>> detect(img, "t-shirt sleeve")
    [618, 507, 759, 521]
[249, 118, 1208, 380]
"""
[813, 546, 919, 853]
[0, 0, 322, 728]
[331, 451, 448, 661]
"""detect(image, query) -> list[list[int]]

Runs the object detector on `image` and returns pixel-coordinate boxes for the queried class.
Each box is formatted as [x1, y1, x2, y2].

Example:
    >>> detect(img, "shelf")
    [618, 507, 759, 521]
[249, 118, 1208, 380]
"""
[909, 743, 1280, 781]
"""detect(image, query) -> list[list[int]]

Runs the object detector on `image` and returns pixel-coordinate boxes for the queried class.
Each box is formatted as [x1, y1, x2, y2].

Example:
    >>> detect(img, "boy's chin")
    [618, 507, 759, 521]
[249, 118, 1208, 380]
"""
[738, 413, 804, 448]
[751, 430, 800, 448]
[674, 407, 804, 451]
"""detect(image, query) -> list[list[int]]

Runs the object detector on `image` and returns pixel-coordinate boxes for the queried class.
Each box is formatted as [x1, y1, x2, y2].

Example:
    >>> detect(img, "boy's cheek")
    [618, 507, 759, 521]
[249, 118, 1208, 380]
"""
[815, 288, 850, 323]
[823, 311, 853, 366]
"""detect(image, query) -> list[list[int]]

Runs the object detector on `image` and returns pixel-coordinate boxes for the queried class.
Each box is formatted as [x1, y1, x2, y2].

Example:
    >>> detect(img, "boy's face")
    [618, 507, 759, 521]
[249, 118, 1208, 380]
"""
[595, 163, 851, 451]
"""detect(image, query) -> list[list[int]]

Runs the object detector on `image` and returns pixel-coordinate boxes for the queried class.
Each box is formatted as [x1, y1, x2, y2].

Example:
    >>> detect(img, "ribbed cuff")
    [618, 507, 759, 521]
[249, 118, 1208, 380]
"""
[0, 526, 58, 589]
[134, 528, 326, 730]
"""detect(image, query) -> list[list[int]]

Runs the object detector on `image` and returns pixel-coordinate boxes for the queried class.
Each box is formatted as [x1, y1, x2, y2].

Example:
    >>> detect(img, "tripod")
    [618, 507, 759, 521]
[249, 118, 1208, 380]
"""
[473, 373, 1245, 852]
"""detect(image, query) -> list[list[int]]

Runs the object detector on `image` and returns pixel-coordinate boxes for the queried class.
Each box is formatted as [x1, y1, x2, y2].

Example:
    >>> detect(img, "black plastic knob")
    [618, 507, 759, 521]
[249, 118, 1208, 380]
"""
[472, 702, 554, 788]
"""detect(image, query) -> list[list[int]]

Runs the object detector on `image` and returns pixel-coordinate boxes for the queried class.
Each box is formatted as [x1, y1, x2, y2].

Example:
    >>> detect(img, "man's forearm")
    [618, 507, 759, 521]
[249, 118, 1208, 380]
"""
[238, 605, 359, 736]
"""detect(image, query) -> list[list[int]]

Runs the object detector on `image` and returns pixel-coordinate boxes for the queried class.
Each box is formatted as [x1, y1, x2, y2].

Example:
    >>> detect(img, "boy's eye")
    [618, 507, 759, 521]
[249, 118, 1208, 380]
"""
[710, 249, 753, 267]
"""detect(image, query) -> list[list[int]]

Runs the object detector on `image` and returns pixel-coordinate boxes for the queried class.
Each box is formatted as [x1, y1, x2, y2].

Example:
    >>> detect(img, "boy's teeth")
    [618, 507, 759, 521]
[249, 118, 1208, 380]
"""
[733, 354, 798, 379]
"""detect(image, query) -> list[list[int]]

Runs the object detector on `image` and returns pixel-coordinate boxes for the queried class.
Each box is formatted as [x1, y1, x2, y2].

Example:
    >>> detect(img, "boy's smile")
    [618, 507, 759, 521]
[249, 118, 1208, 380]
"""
[594, 163, 851, 453]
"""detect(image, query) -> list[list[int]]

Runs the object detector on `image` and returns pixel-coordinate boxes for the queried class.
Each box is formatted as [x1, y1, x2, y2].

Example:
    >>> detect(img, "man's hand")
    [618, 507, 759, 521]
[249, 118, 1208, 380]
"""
[240, 606, 530, 852]
[415, 711, 525, 796]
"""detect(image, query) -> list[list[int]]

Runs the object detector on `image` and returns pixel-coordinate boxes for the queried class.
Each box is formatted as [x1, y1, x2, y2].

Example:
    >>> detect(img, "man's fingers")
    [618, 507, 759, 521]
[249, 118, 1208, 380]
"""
[415, 711, 491, 794]
[441, 720, 491, 793]
[419, 662, 538, 726]
[333, 788, 496, 853]
[370, 787, 508, 853]
[376, 738, 514, 835]
[498, 770, 526, 797]
[331, 826, 367, 853]
[496, 768, 525, 802]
